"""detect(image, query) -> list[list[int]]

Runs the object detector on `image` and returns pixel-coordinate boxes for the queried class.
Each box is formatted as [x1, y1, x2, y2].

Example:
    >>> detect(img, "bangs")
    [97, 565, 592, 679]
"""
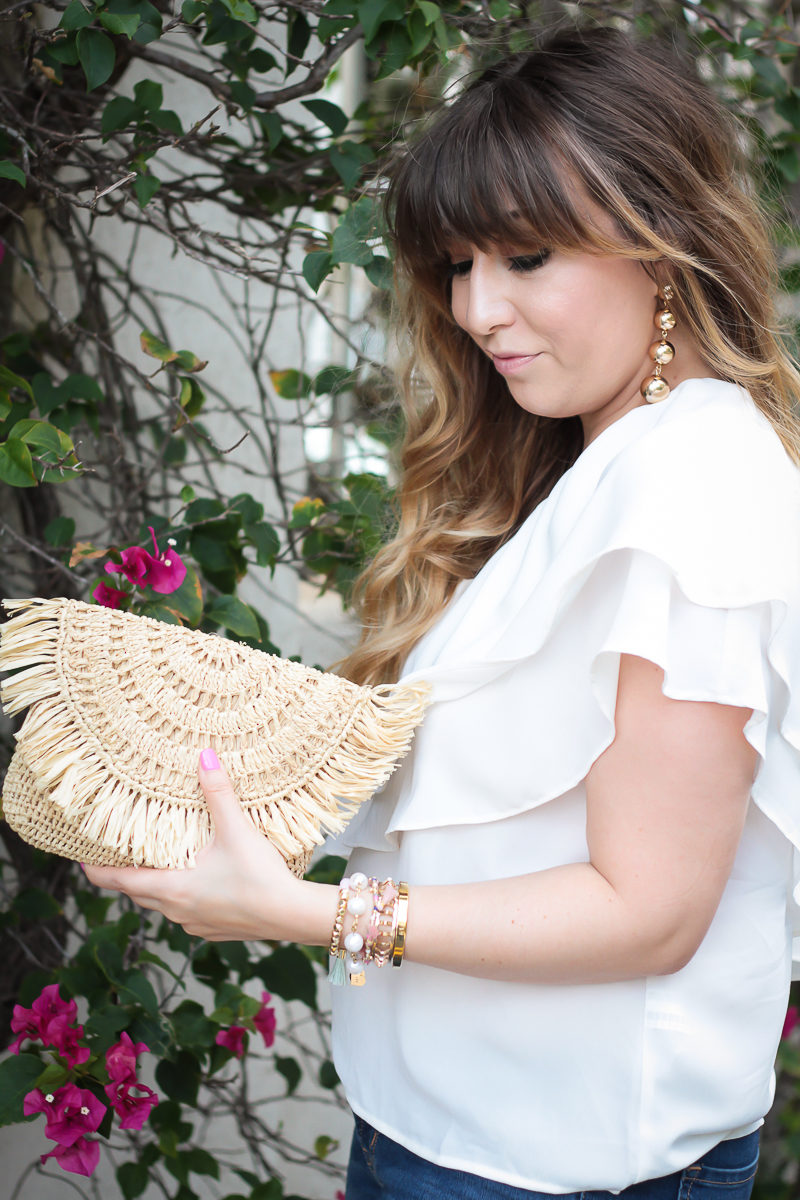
[386, 74, 612, 286]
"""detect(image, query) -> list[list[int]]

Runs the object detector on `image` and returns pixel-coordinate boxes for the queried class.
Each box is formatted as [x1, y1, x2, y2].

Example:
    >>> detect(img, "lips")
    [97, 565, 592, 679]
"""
[489, 351, 540, 377]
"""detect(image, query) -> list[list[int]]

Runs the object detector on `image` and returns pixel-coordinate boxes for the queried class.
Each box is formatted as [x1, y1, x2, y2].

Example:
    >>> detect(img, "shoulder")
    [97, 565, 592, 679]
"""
[606, 378, 800, 515]
[586, 378, 800, 605]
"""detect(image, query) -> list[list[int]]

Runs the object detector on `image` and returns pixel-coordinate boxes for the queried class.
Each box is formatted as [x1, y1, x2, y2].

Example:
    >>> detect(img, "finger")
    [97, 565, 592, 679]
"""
[83, 862, 166, 893]
[198, 747, 250, 843]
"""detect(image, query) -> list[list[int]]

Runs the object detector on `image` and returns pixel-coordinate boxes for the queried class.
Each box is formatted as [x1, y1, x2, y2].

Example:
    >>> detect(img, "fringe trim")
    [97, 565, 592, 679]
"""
[1, 597, 430, 869]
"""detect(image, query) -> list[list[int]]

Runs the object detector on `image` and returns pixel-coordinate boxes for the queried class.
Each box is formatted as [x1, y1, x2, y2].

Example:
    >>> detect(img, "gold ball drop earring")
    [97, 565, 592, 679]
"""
[640, 283, 676, 403]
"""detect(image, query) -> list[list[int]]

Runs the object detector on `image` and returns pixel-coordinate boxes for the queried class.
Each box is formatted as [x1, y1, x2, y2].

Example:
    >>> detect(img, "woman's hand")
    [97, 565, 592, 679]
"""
[83, 751, 336, 945]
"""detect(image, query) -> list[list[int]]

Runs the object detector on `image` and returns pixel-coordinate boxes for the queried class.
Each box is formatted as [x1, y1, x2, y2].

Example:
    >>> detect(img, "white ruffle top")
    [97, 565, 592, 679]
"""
[330, 378, 800, 1194]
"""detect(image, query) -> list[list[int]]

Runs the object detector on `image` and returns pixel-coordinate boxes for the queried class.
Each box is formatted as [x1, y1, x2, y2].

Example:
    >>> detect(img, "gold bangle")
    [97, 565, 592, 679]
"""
[391, 881, 409, 968]
[329, 888, 348, 958]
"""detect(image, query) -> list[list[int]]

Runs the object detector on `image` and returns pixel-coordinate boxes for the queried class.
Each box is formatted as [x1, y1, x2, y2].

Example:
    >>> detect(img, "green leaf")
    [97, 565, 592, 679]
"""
[253, 945, 317, 1008]
[44, 516, 76, 546]
[175, 349, 207, 372]
[134, 172, 161, 207]
[165, 564, 203, 624]
[77, 28, 115, 91]
[0, 365, 34, 401]
[185, 496, 224, 523]
[365, 254, 393, 290]
[117, 1161, 150, 1200]
[286, 9, 311, 74]
[34, 1061, 70, 1092]
[101, 95, 138, 137]
[133, 78, 163, 111]
[357, 0, 404, 42]
[184, 1148, 219, 1179]
[13, 887, 61, 919]
[180, 484, 195, 503]
[99, 11, 141, 36]
[314, 364, 354, 394]
[417, 0, 439, 22]
[269, 369, 313, 399]
[245, 521, 280, 567]
[0, 439, 36, 486]
[8, 419, 65, 455]
[314, 1133, 339, 1158]
[170, 999, 217, 1050]
[260, 111, 283, 150]
[182, 0, 204, 20]
[331, 196, 382, 267]
[156, 1051, 201, 1105]
[60, 0, 93, 29]
[219, 0, 256, 21]
[302, 249, 333, 293]
[275, 1055, 302, 1096]
[317, 1059, 340, 1090]
[140, 329, 176, 362]
[205, 595, 260, 639]
[118, 969, 160, 1015]
[0, 1054, 44, 1126]
[0, 162, 25, 187]
[301, 99, 348, 136]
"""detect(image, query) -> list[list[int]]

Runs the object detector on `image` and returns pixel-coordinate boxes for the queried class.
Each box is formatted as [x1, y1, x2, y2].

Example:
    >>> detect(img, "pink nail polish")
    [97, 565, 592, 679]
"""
[200, 747, 220, 771]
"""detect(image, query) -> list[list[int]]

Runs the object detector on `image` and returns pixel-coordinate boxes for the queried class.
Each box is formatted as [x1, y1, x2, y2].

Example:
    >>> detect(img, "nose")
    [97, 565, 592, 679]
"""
[459, 252, 515, 338]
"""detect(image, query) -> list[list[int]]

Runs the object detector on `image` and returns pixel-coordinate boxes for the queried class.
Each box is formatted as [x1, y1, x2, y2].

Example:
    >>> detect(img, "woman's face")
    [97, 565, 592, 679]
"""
[447, 231, 663, 445]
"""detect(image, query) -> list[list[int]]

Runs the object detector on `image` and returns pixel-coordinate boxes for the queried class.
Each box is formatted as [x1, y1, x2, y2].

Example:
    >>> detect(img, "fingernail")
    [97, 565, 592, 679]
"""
[200, 748, 220, 771]
[79, 863, 86, 873]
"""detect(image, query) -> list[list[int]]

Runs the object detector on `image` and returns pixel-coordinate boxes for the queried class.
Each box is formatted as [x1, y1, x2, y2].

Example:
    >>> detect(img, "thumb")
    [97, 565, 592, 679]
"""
[198, 748, 247, 842]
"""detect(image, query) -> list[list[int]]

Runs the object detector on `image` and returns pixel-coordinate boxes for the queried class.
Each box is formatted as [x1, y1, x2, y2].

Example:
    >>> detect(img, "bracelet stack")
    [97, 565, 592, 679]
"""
[329, 873, 409, 987]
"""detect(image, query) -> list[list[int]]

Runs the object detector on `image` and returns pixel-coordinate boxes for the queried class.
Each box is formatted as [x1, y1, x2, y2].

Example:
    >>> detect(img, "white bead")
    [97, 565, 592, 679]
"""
[348, 956, 364, 973]
[347, 894, 368, 916]
[344, 931, 364, 953]
[339, 877, 351, 891]
[349, 871, 368, 889]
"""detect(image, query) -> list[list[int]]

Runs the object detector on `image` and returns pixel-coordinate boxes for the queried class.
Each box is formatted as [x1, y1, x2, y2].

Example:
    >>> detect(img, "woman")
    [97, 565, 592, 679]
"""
[86, 26, 800, 1200]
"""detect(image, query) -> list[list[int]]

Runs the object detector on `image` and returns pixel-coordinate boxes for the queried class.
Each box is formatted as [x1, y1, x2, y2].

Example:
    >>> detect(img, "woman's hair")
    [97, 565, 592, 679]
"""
[339, 24, 800, 686]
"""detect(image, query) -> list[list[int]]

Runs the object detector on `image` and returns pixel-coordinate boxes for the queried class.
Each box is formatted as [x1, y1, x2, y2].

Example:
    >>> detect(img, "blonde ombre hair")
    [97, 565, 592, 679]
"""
[339, 26, 800, 687]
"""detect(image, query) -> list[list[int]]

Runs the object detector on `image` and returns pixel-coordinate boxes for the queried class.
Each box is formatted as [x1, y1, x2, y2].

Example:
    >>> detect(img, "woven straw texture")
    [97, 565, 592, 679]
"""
[0, 598, 429, 874]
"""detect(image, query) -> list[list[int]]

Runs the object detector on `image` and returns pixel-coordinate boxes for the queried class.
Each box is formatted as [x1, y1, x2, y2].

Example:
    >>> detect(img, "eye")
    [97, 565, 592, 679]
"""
[508, 250, 552, 272]
[444, 259, 472, 279]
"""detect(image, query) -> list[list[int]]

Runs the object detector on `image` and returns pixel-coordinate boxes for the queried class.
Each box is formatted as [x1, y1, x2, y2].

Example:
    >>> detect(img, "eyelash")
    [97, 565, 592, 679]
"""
[445, 250, 552, 279]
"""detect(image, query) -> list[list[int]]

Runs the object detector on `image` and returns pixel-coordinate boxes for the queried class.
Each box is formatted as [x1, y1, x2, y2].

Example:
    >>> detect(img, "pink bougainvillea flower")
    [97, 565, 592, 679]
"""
[24, 1084, 106, 1147]
[9, 985, 89, 1065]
[104, 1079, 159, 1130]
[41, 1136, 100, 1177]
[105, 1031, 149, 1084]
[783, 1005, 799, 1039]
[215, 1025, 247, 1058]
[44, 1014, 91, 1067]
[105, 526, 186, 594]
[92, 580, 128, 609]
[253, 991, 277, 1049]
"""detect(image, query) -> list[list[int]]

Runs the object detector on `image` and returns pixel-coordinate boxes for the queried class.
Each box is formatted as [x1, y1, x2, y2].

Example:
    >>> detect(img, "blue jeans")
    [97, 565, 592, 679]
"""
[345, 1117, 760, 1200]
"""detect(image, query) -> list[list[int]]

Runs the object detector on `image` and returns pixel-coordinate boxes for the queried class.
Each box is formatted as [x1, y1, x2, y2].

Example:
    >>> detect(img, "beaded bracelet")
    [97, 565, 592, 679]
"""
[328, 874, 408, 986]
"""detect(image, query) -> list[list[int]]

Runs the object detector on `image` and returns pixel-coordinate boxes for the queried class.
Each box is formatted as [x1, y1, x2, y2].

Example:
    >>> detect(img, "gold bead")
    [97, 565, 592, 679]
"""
[650, 339, 675, 365]
[640, 375, 671, 403]
[656, 309, 676, 332]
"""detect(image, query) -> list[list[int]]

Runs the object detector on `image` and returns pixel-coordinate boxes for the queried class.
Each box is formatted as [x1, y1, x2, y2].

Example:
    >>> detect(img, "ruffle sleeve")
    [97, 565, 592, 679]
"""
[337, 380, 800, 934]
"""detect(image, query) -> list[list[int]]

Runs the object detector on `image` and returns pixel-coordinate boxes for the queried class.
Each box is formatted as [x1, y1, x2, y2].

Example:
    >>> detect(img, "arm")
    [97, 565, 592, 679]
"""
[85, 654, 758, 983]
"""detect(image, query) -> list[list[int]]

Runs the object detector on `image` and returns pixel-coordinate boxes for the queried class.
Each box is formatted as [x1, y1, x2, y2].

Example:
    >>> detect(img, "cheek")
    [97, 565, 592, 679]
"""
[449, 284, 468, 331]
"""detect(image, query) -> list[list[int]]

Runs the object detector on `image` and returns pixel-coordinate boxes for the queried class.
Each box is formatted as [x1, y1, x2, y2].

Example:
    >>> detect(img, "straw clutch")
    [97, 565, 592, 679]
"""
[0, 598, 429, 876]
